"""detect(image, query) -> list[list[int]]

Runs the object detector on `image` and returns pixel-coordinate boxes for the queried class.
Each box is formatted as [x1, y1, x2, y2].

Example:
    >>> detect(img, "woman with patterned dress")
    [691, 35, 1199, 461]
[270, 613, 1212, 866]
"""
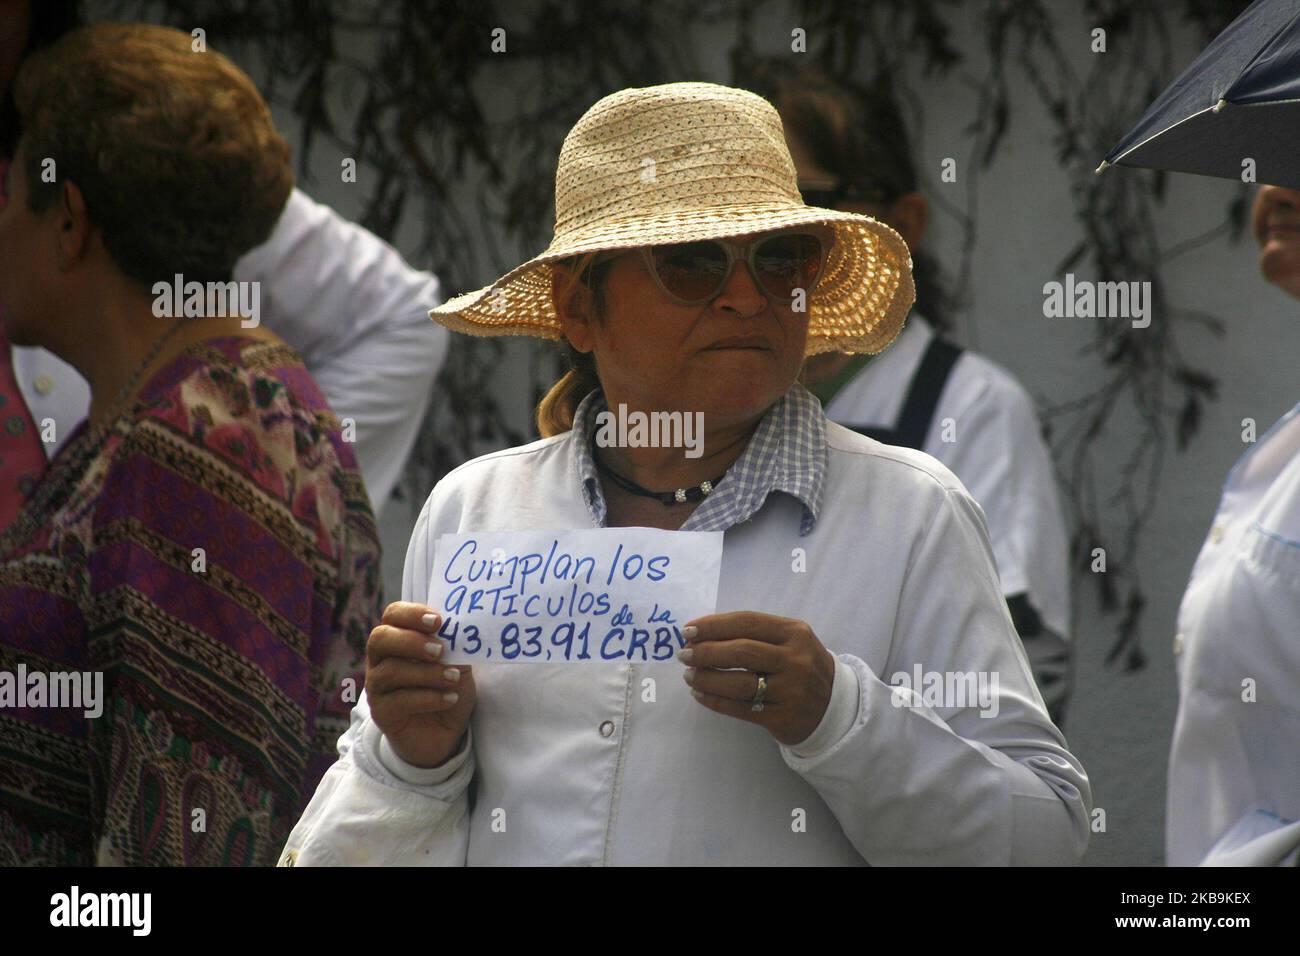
[0, 23, 382, 865]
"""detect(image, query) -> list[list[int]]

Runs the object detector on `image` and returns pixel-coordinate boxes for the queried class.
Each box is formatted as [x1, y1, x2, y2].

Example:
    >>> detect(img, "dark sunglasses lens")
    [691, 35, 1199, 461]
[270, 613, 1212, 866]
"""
[754, 233, 823, 300]
[651, 241, 730, 301]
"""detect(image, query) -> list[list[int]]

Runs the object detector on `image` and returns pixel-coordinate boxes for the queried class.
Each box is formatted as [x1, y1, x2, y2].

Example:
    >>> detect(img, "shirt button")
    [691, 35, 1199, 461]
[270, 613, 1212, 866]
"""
[34, 375, 54, 395]
[1210, 524, 1225, 544]
[1173, 632, 1185, 656]
[598, 720, 615, 737]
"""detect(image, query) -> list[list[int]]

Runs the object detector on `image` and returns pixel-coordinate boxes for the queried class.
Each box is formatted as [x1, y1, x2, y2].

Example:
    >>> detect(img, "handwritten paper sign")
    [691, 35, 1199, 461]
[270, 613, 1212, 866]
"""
[428, 529, 723, 664]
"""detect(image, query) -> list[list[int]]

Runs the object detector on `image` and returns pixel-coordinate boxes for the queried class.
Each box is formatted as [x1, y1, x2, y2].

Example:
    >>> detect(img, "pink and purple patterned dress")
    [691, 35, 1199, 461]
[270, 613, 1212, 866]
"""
[0, 335, 383, 865]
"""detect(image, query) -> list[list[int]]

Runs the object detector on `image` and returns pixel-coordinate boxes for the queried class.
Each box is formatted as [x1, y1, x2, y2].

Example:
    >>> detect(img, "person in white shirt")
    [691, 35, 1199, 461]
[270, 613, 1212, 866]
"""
[282, 82, 1090, 866]
[746, 62, 1074, 726]
[1166, 183, 1300, 866]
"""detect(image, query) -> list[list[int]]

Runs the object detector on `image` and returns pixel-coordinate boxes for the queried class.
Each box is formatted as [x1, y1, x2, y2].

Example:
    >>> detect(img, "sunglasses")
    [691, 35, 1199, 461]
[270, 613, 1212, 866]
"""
[593, 229, 830, 306]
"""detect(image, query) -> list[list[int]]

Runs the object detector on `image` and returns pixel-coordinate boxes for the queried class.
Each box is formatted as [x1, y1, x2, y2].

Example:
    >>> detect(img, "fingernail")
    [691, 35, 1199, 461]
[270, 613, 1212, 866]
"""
[444, 692, 460, 704]
[425, 641, 442, 659]
[421, 612, 439, 630]
[444, 668, 461, 683]
[690, 689, 703, 701]
[677, 647, 694, 663]
[682, 667, 696, 685]
[682, 625, 698, 641]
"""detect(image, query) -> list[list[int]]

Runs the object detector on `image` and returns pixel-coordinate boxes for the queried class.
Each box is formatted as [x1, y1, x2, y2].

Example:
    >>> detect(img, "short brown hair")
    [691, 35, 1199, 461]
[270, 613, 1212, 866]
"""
[13, 22, 292, 284]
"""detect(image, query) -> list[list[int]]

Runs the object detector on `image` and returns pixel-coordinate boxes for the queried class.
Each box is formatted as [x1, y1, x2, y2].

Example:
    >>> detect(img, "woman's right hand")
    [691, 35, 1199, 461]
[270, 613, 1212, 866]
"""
[365, 602, 476, 769]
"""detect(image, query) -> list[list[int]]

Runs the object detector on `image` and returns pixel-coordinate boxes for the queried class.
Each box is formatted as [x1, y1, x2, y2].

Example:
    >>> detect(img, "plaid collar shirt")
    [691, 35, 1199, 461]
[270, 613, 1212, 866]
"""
[570, 383, 827, 536]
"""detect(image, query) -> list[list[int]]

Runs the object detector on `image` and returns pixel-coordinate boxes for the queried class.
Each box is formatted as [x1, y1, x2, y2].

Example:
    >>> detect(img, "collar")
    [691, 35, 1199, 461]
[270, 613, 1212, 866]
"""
[571, 383, 826, 536]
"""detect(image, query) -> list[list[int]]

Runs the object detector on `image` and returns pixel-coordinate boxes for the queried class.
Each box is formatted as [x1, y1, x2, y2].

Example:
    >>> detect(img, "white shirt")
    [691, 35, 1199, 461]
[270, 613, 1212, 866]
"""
[1167, 401, 1300, 866]
[281, 388, 1090, 866]
[9, 187, 447, 516]
[823, 316, 1071, 640]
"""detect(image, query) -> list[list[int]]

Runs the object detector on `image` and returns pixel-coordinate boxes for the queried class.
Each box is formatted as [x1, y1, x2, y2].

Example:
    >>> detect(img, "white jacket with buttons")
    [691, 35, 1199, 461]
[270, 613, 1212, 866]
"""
[282, 419, 1091, 865]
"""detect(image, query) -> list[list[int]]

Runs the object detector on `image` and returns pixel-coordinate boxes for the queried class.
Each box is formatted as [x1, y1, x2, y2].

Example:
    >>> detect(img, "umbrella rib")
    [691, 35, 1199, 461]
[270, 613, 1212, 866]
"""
[1106, 104, 1220, 166]
[1105, 100, 1290, 168]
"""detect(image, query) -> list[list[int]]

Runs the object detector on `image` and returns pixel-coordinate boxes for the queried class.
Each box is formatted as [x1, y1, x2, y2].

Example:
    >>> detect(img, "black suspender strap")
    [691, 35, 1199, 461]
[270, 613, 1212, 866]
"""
[892, 337, 963, 450]
[845, 337, 964, 451]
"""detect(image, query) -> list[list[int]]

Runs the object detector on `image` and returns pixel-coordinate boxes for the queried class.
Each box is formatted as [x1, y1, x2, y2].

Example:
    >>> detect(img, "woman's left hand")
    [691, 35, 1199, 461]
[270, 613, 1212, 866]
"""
[679, 611, 836, 747]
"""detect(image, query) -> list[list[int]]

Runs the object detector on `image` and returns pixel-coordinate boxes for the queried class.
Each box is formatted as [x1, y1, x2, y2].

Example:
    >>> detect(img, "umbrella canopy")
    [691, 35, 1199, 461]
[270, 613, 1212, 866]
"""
[1099, 0, 1300, 190]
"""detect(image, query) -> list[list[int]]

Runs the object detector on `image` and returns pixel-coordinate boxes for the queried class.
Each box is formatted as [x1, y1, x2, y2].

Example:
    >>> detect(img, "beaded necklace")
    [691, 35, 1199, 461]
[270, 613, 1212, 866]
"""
[590, 434, 727, 506]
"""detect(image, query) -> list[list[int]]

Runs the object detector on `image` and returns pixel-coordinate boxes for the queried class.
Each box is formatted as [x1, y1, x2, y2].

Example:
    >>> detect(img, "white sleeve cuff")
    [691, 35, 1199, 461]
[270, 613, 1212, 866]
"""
[784, 655, 860, 759]
[377, 726, 473, 786]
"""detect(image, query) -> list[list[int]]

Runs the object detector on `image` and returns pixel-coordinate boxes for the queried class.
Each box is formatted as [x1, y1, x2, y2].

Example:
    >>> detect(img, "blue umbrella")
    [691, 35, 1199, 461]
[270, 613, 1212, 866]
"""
[1098, 0, 1300, 189]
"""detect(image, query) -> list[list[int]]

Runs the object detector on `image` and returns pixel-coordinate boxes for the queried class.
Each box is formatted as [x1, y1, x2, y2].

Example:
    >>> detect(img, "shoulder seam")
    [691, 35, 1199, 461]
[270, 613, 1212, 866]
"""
[823, 423, 961, 492]
[436, 432, 570, 484]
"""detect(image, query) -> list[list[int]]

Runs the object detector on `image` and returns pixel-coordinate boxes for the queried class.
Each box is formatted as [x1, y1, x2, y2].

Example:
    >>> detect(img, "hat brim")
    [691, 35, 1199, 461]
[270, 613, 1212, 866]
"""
[430, 203, 915, 356]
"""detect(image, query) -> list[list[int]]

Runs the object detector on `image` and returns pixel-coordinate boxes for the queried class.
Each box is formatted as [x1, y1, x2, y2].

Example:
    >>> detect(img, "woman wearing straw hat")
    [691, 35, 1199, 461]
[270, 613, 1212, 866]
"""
[283, 82, 1090, 866]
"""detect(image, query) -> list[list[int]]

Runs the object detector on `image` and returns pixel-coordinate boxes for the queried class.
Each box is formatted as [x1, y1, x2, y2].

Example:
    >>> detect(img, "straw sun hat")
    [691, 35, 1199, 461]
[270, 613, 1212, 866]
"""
[430, 81, 915, 355]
